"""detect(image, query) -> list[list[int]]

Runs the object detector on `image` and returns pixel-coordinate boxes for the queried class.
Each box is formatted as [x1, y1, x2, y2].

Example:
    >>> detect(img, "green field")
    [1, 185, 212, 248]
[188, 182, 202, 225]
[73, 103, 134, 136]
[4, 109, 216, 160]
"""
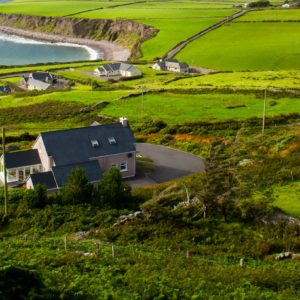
[165, 70, 300, 90]
[139, 18, 223, 60]
[74, 7, 237, 19]
[99, 91, 300, 124]
[175, 22, 300, 71]
[238, 9, 300, 21]
[0, 1, 128, 17]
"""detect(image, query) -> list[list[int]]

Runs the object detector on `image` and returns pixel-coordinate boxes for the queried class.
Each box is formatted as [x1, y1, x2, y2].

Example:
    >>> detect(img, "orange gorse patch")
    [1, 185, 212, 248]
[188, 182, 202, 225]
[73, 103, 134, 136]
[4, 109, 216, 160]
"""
[174, 134, 214, 144]
[279, 143, 298, 156]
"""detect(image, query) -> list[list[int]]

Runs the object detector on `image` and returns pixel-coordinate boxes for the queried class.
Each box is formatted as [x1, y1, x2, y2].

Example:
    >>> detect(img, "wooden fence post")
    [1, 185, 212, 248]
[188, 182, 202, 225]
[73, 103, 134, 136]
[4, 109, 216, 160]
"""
[186, 250, 190, 259]
[64, 236, 67, 250]
[112, 243, 115, 257]
[240, 258, 245, 267]
[24, 234, 28, 241]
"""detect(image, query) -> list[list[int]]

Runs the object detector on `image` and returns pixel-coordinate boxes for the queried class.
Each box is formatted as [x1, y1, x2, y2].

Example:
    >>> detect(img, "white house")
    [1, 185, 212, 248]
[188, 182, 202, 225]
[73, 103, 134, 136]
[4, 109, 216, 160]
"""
[94, 63, 142, 78]
[152, 59, 189, 73]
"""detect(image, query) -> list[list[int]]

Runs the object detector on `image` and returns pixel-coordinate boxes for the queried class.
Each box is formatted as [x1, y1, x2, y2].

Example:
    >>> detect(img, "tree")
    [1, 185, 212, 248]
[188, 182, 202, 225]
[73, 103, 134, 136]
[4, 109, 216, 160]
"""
[61, 168, 94, 205]
[23, 184, 47, 209]
[0, 266, 53, 299]
[97, 167, 131, 209]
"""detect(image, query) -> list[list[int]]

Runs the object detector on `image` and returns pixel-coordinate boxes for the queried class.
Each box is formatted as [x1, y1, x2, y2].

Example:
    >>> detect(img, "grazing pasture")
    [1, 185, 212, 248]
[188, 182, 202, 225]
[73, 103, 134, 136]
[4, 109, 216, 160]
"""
[175, 22, 300, 71]
[138, 18, 223, 60]
[99, 91, 300, 124]
[237, 9, 300, 21]
[74, 7, 237, 19]
[0, 1, 127, 17]
[165, 70, 300, 90]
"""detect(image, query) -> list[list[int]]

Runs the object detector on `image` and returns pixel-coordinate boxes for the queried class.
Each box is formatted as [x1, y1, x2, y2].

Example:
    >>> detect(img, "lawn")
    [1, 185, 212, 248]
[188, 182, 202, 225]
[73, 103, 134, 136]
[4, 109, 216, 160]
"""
[99, 91, 300, 124]
[175, 22, 300, 71]
[237, 9, 300, 21]
[273, 181, 300, 219]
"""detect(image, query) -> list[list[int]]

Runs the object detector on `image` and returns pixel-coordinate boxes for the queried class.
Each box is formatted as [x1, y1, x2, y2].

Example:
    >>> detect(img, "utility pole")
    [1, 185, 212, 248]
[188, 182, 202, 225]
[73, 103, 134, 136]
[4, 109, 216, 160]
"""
[262, 89, 266, 134]
[141, 84, 144, 120]
[2, 128, 8, 216]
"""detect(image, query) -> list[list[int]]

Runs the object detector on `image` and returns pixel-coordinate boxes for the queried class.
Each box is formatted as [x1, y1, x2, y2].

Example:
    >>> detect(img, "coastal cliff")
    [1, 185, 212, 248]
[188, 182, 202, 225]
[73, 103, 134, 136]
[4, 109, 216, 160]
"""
[0, 13, 158, 59]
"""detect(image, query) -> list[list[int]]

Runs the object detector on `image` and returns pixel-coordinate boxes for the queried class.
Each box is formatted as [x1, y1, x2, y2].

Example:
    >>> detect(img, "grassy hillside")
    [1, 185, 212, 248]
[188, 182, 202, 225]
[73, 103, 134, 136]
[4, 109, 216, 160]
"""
[175, 22, 300, 71]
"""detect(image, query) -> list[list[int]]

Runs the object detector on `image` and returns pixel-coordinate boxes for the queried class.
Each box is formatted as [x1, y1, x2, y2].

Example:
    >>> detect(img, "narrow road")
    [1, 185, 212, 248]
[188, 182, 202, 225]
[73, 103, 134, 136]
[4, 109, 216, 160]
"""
[165, 10, 247, 59]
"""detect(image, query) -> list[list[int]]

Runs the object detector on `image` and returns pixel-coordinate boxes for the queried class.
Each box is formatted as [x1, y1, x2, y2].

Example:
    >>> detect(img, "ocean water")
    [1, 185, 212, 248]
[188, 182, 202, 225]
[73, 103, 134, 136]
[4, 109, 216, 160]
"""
[0, 31, 99, 66]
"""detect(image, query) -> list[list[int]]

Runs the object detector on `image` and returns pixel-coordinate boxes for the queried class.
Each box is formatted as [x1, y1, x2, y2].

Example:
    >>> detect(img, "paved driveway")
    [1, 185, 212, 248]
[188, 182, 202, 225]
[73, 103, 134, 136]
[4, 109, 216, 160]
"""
[127, 143, 205, 187]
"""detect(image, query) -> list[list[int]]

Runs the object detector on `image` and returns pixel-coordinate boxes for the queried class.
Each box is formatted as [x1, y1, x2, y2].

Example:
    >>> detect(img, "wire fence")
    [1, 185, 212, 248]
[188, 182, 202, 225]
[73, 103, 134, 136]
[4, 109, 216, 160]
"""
[1, 234, 263, 268]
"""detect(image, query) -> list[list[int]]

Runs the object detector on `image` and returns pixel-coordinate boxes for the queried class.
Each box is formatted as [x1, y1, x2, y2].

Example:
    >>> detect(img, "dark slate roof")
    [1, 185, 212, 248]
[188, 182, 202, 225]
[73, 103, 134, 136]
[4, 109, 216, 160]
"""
[40, 123, 136, 166]
[165, 59, 179, 63]
[30, 171, 57, 190]
[52, 160, 103, 188]
[0, 85, 11, 93]
[5, 149, 41, 169]
[179, 62, 189, 68]
[31, 72, 53, 83]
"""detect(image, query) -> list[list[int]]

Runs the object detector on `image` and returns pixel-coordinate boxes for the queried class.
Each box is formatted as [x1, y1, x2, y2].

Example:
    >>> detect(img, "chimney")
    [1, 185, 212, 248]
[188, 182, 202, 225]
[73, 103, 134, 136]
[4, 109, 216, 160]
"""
[120, 117, 128, 127]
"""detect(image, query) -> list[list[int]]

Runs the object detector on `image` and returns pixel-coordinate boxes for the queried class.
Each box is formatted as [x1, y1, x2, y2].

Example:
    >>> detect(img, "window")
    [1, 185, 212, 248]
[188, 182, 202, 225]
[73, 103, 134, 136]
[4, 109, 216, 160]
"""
[91, 139, 99, 148]
[8, 169, 17, 180]
[108, 137, 117, 144]
[120, 161, 127, 172]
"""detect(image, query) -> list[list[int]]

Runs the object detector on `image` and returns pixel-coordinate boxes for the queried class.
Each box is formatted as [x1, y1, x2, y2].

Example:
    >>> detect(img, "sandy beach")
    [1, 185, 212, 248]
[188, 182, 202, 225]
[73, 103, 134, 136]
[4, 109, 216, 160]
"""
[0, 25, 131, 61]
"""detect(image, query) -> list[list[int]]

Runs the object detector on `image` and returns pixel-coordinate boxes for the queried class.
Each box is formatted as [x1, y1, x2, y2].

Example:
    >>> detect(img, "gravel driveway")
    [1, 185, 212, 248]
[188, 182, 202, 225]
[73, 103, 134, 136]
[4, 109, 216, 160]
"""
[127, 143, 205, 187]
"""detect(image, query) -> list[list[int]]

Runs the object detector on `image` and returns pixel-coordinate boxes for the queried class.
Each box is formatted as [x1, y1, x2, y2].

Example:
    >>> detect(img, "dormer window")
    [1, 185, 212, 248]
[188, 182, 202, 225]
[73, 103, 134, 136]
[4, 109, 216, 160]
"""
[108, 137, 117, 145]
[91, 139, 99, 148]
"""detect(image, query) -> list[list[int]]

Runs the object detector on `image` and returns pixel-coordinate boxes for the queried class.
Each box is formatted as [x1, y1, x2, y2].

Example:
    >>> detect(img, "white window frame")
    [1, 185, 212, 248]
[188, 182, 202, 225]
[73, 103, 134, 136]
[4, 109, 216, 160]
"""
[120, 161, 127, 172]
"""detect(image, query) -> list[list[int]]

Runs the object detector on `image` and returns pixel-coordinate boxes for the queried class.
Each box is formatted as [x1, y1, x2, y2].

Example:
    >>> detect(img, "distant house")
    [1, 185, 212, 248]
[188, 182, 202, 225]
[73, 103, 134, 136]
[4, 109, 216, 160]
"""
[0, 85, 11, 94]
[0, 118, 136, 192]
[152, 59, 189, 73]
[22, 72, 55, 91]
[94, 63, 142, 78]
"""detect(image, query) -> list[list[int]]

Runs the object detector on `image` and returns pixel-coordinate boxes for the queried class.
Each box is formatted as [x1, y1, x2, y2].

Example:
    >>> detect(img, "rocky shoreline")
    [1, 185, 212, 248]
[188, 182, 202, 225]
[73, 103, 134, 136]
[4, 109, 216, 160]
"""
[0, 25, 131, 61]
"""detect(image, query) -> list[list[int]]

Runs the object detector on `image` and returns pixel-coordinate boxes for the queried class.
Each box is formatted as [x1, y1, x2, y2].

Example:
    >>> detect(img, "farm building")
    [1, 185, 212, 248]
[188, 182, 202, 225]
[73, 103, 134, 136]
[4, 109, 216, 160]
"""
[22, 72, 55, 91]
[94, 63, 142, 78]
[152, 59, 189, 73]
[0, 118, 136, 192]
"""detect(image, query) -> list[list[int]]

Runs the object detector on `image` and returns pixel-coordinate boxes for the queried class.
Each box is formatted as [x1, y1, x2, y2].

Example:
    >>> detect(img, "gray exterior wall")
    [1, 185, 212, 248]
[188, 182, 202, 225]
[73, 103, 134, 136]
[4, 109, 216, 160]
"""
[90, 151, 136, 178]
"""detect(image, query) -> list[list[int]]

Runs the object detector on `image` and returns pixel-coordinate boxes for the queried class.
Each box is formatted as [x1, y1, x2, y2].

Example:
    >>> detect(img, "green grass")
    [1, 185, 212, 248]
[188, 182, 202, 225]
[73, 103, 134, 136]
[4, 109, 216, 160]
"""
[165, 70, 300, 90]
[74, 8, 237, 19]
[99, 91, 300, 124]
[0, 61, 102, 74]
[238, 9, 300, 21]
[0, 1, 128, 17]
[0, 77, 22, 84]
[175, 22, 300, 71]
[273, 181, 300, 218]
[139, 18, 223, 60]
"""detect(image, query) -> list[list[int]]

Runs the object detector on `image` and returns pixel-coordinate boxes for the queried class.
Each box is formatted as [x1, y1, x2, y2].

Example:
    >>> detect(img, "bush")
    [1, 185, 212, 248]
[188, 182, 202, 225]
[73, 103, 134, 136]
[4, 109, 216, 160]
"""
[248, 0, 270, 7]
